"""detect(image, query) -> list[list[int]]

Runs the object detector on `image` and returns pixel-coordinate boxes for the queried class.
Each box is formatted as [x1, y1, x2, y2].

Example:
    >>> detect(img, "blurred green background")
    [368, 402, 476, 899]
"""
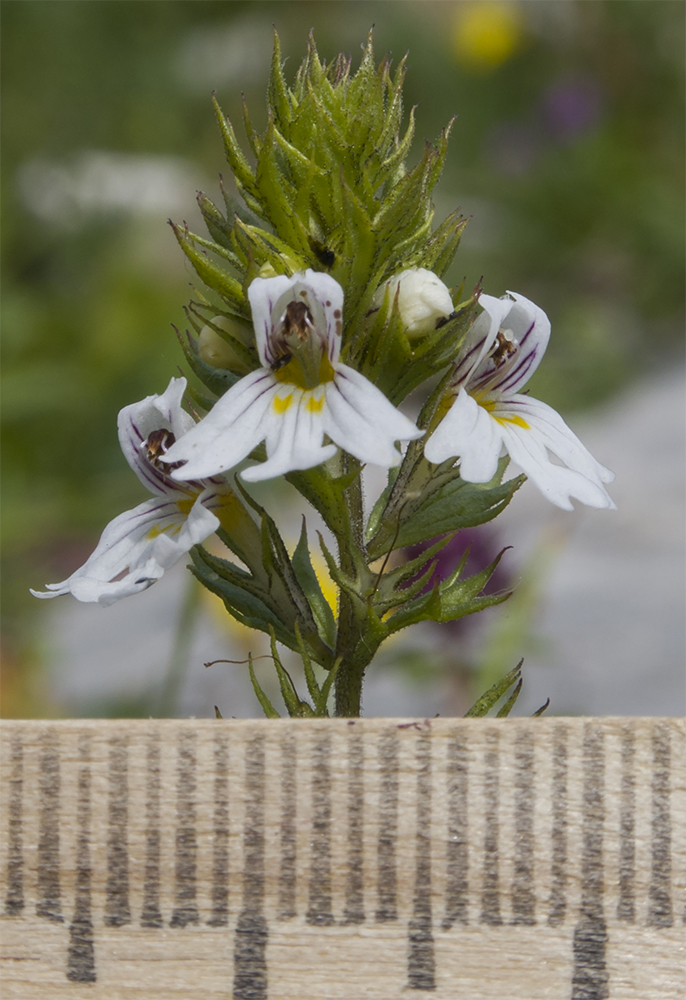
[2, 0, 684, 717]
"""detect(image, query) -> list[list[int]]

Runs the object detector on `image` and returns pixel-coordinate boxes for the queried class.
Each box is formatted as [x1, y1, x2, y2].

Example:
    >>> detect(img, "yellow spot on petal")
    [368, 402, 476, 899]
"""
[493, 412, 529, 429]
[306, 394, 325, 414]
[146, 524, 164, 539]
[273, 393, 294, 414]
[176, 497, 196, 517]
[480, 399, 529, 429]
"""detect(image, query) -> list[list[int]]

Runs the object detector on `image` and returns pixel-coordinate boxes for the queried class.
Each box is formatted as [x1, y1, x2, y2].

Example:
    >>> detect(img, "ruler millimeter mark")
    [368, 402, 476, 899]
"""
[1, 717, 684, 1000]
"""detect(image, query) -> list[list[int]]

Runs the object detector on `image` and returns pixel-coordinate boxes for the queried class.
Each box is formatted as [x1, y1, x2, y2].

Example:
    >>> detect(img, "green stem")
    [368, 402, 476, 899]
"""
[333, 457, 368, 717]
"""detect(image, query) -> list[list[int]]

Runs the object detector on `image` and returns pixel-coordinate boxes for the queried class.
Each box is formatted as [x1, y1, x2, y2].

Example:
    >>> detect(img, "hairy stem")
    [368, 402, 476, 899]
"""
[333, 457, 368, 716]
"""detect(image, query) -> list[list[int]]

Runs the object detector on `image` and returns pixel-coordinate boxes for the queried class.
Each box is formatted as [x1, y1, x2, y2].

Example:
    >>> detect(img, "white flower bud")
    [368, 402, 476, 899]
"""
[377, 267, 454, 338]
[197, 316, 246, 370]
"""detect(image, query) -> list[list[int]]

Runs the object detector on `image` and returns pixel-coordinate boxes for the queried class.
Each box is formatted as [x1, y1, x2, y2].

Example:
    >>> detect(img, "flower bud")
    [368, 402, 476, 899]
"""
[197, 316, 247, 370]
[378, 267, 454, 338]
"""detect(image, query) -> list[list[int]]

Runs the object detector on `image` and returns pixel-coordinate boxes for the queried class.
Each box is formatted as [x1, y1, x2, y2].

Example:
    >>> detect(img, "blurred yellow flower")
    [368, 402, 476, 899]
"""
[452, 1, 524, 72]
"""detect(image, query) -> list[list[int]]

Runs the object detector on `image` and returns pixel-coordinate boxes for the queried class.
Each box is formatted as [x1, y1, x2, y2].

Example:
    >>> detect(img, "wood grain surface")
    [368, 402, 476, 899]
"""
[1, 717, 684, 999]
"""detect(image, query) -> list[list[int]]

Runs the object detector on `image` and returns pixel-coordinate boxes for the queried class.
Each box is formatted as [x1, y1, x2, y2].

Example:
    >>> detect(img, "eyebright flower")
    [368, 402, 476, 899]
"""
[424, 292, 616, 510]
[375, 267, 455, 338]
[162, 270, 423, 482]
[31, 378, 230, 606]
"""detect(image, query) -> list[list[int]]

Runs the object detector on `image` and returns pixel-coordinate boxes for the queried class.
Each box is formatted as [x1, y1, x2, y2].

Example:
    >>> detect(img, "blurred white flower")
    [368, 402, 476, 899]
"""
[424, 291, 616, 510]
[163, 270, 423, 482]
[31, 378, 229, 606]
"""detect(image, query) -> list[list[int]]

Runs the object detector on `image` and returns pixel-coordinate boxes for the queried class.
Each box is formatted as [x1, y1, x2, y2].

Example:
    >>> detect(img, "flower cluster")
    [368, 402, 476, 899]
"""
[34, 269, 613, 606]
[32, 32, 615, 717]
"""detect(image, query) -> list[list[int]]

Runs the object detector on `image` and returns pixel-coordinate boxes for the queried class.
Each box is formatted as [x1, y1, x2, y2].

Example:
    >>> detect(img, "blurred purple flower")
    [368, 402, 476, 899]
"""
[405, 524, 513, 637]
[486, 121, 541, 176]
[544, 75, 602, 142]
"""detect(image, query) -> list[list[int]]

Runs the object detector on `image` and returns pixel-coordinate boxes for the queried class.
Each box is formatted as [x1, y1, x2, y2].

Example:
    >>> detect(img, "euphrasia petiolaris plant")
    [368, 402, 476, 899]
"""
[33, 32, 615, 718]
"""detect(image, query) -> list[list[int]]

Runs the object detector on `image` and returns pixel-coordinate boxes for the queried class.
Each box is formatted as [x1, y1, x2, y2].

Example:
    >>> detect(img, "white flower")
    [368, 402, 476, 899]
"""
[424, 292, 616, 511]
[162, 270, 423, 482]
[375, 267, 455, 338]
[31, 378, 229, 606]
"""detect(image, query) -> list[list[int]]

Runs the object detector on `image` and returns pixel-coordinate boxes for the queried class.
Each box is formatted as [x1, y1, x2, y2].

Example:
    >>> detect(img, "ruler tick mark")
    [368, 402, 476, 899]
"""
[443, 729, 468, 929]
[571, 725, 608, 1000]
[171, 731, 199, 927]
[648, 721, 673, 928]
[36, 730, 63, 923]
[104, 735, 131, 927]
[4, 734, 23, 916]
[277, 734, 297, 921]
[141, 731, 163, 928]
[233, 735, 267, 1000]
[67, 734, 96, 983]
[480, 729, 502, 926]
[407, 734, 435, 991]
[342, 731, 365, 924]
[306, 735, 335, 926]
[617, 724, 635, 923]
[208, 733, 230, 927]
[375, 731, 398, 922]
[512, 728, 536, 925]
[548, 724, 568, 927]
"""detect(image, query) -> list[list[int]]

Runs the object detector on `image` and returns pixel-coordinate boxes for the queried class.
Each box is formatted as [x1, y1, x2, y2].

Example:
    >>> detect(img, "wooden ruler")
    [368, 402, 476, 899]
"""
[1, 718, 684, 999]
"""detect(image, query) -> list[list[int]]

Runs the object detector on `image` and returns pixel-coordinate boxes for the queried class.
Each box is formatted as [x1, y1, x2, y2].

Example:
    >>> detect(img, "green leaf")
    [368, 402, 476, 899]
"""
[496, 678, 523, 717]
[269, 629, 303, 717]
[368, 461, 524, 558]
[314, 656, 344, 715]
[248, 654, 281, 719]
[292, 519, 336, 649]
[464, 660, 523, 717]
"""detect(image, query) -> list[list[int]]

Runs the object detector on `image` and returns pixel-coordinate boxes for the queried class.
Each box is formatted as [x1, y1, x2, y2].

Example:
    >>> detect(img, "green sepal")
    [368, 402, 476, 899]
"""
[231, 217, 309, 275]
[268, 29, 294, 126]
[170, 222, 247, 313]
[464, 660, 523, 717]
[196, 191, 235, 252]
[212, 93, 257, 193]
[292, 519, 337, 649]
